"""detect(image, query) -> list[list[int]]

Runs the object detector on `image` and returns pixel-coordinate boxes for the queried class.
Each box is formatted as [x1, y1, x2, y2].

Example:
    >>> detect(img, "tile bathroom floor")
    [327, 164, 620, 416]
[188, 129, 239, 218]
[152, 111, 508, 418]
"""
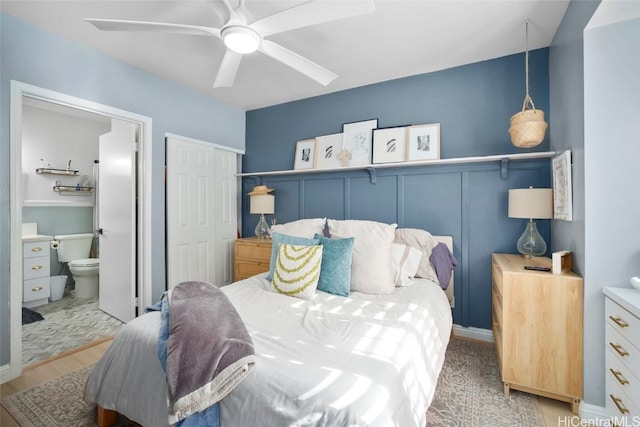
[22, 286, 124, 366]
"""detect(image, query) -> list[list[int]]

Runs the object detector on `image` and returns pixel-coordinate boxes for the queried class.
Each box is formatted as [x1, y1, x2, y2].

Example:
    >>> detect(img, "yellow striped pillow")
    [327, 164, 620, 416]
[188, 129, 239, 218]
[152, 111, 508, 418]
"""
[272, 243, 323, 300]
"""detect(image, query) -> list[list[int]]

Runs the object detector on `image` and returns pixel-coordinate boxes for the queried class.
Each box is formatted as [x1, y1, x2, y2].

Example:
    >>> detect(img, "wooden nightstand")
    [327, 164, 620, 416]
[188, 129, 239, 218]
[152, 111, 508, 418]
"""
[492, 253, 583, 413]
[234, 237, 273, 281]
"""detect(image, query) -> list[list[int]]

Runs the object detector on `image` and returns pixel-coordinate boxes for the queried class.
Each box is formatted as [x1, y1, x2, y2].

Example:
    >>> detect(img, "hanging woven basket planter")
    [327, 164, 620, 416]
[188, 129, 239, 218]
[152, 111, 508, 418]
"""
[509, 95, 548, 148]
[509, 21, 548, 148]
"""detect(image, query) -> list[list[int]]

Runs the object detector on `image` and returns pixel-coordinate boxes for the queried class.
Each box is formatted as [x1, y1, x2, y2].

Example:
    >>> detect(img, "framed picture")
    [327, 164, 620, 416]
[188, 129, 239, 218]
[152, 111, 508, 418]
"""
[315, 133, 343, 170]
[342, 119, 378, 167]
[407, 123, 440, 161]
[552, 150, 573, 221]
[372, 126, 408, 164]
[293, 139, 316, 170]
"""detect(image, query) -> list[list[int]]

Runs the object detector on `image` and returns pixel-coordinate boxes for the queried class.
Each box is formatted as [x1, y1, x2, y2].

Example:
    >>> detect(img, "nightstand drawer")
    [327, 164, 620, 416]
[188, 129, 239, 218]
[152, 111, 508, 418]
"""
[236, 241, 272, 263]
[235, 260, 270, 280]
[234, 238, 273, 281]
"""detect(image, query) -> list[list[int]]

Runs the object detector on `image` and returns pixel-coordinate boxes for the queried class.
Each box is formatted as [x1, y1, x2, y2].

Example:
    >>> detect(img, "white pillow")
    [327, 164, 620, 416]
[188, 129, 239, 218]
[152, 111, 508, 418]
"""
[328, 219, 397, 294]
[394, 228, 440, 285]
[391, 243, 423, 287]
[270, 218, 326, 239]
[271, 243, 323, 300]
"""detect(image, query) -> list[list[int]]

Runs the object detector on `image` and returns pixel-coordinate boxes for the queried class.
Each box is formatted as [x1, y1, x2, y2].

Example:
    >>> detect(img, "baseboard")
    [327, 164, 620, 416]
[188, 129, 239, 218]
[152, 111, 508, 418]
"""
[452, 324, 494, 342]
[0, 363, 15, 384]
[579, 402, 608, 425]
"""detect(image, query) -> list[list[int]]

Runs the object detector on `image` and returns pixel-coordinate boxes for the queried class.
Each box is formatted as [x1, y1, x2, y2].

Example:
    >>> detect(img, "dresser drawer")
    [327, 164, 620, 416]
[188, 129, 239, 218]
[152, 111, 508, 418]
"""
[24, 256, 50, 280]
[606, 343, 640, 408]
[491, 261, 503, 296]
[23, 277, 50, 302]
[606, 323, 640, 377]
[606, 370, 640, 420]
[23, 241, 50, 259]
[606, 298, 640, 352]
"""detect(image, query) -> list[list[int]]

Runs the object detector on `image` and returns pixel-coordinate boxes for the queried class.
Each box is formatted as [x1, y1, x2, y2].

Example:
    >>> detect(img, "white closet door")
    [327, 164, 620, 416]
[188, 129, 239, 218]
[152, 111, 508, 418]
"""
[98, 118, 137, 322]
[214, 149, 237, 286]
[166, 137, 216, 289]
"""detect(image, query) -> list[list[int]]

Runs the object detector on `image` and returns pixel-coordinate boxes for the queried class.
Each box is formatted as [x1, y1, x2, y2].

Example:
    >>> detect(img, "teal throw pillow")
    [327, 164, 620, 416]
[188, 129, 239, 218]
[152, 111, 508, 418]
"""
[313, 233, 354, 296]
[267, 233, 320, 280]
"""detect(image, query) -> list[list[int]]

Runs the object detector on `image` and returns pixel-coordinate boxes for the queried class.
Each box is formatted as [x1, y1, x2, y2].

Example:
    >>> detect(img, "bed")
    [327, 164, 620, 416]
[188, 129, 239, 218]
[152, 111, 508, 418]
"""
[84, 220, 455, 427]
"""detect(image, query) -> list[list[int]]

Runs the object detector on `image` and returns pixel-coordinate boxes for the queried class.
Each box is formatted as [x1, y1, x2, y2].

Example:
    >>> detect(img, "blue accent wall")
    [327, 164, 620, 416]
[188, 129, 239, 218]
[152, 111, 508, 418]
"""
[243, 50, 551, 329]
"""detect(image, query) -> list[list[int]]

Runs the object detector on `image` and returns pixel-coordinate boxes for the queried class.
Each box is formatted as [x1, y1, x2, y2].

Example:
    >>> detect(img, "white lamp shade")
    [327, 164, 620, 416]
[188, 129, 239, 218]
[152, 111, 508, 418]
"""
[250, 194, 274, 215]
[508, 188, 553, 219]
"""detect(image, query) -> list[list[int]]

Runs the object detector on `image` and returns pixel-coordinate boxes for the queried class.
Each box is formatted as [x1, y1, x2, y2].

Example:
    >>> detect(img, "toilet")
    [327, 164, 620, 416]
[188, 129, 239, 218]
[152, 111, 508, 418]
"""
[53, 233, 99, 298]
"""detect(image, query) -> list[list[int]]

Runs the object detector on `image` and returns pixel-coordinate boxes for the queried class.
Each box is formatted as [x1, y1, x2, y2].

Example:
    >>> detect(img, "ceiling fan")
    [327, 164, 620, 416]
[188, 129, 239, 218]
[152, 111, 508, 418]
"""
[86, 0, 375, 88]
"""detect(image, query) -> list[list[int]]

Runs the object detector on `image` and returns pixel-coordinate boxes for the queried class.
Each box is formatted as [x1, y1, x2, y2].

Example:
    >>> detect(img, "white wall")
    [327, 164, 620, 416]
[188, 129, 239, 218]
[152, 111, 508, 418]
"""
[22, 103, 108, 206]
[584, 16, 640, 408]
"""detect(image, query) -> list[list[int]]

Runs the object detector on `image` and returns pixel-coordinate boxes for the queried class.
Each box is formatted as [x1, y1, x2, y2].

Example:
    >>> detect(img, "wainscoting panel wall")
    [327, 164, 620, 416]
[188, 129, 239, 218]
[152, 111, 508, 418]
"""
[242, 159, 550, 329]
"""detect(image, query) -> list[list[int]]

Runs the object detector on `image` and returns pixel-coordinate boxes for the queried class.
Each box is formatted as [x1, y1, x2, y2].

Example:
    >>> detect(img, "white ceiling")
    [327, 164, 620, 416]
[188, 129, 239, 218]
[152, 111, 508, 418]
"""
[1, 0, 570, 111]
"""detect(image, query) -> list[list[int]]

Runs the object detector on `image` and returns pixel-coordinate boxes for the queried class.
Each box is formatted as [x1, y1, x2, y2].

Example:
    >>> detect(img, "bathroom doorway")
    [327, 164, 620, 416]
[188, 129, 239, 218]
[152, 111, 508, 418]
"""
[7, 81, 153, 381]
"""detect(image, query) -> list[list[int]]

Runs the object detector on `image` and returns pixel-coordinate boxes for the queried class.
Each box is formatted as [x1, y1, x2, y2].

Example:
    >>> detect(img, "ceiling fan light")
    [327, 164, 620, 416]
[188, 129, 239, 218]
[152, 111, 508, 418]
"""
[222, 26, 261, 54]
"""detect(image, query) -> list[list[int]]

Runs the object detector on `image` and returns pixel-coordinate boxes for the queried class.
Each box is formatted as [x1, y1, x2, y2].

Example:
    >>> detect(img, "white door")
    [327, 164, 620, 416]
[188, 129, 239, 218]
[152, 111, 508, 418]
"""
[98, 118, 137, 322]
[214, 149, 237, 286]
[166, 137, 216, 289]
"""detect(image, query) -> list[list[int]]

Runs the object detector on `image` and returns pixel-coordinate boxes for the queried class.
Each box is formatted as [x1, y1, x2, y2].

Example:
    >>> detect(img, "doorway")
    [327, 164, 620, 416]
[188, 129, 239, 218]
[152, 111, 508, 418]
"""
[5, 81, 153, 382]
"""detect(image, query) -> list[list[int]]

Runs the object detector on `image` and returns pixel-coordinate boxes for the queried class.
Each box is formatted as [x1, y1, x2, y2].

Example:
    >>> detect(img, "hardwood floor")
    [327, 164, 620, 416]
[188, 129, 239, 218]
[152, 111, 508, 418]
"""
[1, 337, 579, 427]
[0, 337, 113, 427]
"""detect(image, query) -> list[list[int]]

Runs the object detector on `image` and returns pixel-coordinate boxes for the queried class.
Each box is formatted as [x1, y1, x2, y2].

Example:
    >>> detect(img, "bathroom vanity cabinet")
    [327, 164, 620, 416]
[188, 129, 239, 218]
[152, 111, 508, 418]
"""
[22, 238, 51, 307]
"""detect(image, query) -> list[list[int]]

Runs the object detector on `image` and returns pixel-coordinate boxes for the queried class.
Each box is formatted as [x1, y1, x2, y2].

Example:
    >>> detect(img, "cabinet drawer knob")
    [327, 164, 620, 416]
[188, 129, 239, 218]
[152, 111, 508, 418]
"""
[610, 369, 630, 385]
[31, 247, 42, 252]
[610, 394, 630, 414]
[31, 265, 43, 270]
[609, 342, 630, 357]
[609, 316, 629, 328]
[31, 286, 43, 292]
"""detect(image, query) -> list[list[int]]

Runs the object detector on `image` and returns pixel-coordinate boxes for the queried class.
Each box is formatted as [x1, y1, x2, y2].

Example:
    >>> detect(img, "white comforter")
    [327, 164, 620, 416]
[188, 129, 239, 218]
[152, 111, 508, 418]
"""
[85, 274, 452, 427]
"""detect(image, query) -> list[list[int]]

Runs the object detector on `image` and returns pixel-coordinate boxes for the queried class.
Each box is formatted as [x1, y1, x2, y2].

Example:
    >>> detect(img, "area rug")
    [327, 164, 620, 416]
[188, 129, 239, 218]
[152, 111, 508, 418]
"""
[427, 337, 545, 426]
[1, 364, 97, 427]
[2, 338, 543, 426]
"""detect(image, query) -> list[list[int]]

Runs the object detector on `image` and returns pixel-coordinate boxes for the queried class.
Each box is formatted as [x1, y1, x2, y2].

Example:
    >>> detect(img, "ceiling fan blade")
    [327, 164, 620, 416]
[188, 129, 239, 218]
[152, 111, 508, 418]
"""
[260, 40, 337, 86]
[213, 50, 243, 88]
[85, 18, 221, 38]
[216, 0, 244, 24]
[250, 0, 375, 37]
[203, 0, 233, 25]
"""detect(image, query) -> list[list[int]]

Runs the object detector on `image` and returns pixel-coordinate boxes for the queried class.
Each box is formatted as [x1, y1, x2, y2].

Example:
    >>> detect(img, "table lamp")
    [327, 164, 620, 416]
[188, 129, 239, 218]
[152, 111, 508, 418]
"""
[508, 187, 553, 258]
[248, 185, 275, 239]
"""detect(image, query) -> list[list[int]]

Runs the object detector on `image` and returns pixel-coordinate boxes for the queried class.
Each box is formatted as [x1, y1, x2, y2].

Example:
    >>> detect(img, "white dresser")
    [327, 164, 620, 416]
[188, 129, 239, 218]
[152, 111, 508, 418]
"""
[22, 236, 52, 308]
[603, 287, 640, 422]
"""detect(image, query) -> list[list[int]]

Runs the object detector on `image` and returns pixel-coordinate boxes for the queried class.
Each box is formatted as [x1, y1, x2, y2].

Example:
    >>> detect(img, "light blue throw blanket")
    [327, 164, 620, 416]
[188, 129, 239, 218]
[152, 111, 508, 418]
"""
[154, 281, 256, 426]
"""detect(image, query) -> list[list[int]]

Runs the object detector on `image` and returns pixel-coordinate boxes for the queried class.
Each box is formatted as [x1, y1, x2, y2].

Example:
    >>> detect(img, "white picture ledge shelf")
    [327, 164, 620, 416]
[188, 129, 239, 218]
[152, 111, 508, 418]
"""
[237, 151, 556, 184]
